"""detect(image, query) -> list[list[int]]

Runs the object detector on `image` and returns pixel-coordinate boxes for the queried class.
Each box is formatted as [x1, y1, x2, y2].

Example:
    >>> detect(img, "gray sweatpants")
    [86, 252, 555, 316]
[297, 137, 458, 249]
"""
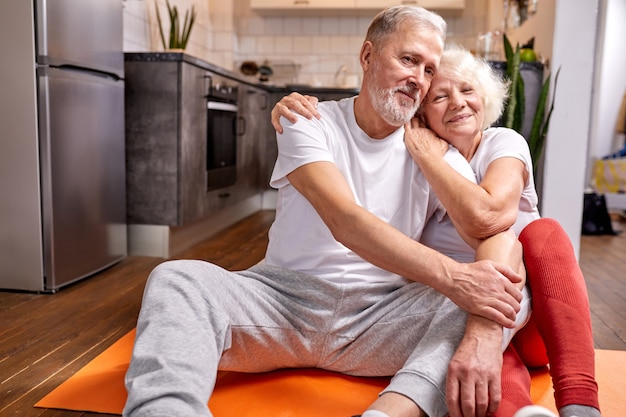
[123, 260, 530, 417]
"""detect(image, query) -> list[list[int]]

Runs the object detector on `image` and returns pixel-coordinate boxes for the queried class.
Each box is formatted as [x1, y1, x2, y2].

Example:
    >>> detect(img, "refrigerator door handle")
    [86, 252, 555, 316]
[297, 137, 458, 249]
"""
[36, 67, 55, 283]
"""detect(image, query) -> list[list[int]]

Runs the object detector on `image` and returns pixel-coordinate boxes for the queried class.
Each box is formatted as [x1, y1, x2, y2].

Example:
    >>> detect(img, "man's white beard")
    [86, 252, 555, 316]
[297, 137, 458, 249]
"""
[370, 85, 421, 127]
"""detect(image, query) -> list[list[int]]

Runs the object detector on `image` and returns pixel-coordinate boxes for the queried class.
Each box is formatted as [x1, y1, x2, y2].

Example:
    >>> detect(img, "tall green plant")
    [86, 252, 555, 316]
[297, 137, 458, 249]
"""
[502, 34, 559, 174]
[502, 36, 525, 134]
[528, 67, 560, 166]
[156, 0, 196, 50]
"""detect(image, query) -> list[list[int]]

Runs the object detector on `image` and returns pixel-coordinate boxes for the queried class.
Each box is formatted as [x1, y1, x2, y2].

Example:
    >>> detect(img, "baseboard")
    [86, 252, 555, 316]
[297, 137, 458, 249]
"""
[127, 224, 170, 258]
[128, 193, 269, 258]
[261, 189, 278, 210]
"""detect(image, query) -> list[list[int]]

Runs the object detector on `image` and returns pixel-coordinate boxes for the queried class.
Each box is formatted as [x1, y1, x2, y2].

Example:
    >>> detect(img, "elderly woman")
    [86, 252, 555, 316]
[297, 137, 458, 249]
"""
[406, 44, 600, 417]
[272, 45, 600, 417]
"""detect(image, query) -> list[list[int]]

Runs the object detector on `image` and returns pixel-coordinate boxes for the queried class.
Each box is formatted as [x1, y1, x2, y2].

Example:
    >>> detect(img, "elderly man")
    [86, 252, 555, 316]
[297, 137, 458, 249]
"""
[123, 6, 529, 417]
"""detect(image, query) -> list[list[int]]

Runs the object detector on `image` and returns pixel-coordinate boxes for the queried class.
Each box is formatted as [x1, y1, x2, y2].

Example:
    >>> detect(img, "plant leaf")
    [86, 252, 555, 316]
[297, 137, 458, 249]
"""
[504, 45, 521, 129]
[181, 5, 196, 49]
[169, 4, 178, 48]
[513, 74, 525, 133]
[503, 33, 514, 62]
[160, 0, 195, 50]
[528, 73, 551, 159]
[534, 67, 561, 165]
[155, 3, 167, 50]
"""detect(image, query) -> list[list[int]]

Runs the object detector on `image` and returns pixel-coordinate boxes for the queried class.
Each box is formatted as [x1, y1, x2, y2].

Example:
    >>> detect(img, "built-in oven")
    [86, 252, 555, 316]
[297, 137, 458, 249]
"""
[205, 72, 239, 191]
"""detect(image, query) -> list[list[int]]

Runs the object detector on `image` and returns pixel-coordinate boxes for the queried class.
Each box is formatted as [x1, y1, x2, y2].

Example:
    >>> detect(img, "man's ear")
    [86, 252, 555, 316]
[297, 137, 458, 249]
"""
[360, 41, 373, 70]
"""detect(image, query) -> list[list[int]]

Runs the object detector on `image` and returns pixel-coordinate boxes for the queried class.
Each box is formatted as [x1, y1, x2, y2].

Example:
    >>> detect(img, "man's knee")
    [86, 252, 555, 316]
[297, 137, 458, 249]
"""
[145, 259, 218, 294]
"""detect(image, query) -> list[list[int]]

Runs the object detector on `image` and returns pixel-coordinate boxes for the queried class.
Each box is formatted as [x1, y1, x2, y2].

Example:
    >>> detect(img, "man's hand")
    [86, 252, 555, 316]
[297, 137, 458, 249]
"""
[445, 260, 523, 329]
[271, 92, 320, 133]
[446, 316, 503, 417]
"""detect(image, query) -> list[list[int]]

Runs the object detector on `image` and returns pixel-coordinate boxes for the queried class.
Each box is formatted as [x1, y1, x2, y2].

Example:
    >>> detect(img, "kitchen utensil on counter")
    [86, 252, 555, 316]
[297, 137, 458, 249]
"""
[258, 61, 273, 82]
[476, 30, 503, 61]
[269, 60, 301, 86]
[240, 61, 258, 76]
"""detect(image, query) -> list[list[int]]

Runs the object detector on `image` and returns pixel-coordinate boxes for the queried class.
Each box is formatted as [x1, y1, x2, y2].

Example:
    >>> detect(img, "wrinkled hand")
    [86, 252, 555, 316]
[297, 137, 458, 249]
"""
[404, 117, 448, 165]
[446, 260, 523, 329]
[446, 317, 503, 417]
[271, 92, 320, 134]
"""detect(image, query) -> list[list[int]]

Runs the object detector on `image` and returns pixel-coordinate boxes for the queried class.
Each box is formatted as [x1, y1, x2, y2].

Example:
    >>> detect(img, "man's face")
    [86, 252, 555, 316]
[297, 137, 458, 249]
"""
[365, 23, 443, 127]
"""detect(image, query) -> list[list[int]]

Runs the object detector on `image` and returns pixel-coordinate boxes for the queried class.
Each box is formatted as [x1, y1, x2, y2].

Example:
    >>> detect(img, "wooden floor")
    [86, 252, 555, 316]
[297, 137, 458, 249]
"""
[1, 210, 624, 416]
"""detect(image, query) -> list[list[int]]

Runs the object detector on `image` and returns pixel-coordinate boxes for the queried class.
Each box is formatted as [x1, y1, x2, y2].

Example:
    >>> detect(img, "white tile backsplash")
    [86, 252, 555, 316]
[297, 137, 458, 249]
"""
[320, 17, 340, 35]
[301, 18, 322, 36]
[338, 17, 359, 36]
[246, 17, 266, 36]
[284, 17, 304, 35]
[292, 36, 313, 54]
[124, 0, 488, 86]
[274, 37, 294, 54]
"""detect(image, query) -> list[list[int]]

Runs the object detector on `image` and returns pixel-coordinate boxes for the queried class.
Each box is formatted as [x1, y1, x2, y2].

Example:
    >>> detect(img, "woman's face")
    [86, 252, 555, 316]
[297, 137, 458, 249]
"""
[422, 71, 484, 149]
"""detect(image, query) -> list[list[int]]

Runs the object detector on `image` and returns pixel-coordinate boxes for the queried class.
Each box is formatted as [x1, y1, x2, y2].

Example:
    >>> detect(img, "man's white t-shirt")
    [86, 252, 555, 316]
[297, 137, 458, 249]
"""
[420, 127, 541, 263]
[265, 97, 474, 285]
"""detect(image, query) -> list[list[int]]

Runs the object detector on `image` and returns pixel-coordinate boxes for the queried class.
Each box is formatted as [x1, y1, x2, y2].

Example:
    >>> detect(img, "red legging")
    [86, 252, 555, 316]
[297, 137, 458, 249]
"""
[494, 218, 599, 416]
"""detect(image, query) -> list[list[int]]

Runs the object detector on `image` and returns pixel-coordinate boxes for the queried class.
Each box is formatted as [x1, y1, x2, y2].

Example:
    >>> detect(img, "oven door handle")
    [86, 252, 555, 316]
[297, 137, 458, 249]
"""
[207, 101, 238, 112]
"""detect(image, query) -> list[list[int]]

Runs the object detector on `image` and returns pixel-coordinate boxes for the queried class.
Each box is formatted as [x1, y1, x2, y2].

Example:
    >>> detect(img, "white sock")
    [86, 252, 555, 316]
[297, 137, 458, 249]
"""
[362, 411, 391, 417]
[560, 404, 601, 417]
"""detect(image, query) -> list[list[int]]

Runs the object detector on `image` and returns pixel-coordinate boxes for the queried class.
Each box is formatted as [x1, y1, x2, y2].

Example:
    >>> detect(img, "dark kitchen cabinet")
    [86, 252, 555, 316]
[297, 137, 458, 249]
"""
[125, 59, 208, 226]
[125, 57, 266, 226]
[125, 59, 180, 226]
[238, 84, 271, 194]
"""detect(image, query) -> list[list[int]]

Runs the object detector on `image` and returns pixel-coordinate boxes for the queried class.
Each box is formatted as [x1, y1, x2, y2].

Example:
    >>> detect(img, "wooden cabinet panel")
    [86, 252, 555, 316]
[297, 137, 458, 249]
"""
[251, 0, 355, 9]
[125, 60, 180, 226]
[238, 85, 271, 193]
[354, 0, 464, 9]
[251, 0, 464, 10]
[179, 62, 209, 225]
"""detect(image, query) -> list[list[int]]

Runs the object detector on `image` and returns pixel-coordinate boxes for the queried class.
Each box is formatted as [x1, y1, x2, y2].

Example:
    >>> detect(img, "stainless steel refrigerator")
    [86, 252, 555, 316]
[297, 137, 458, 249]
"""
[0, 0, 127, 292]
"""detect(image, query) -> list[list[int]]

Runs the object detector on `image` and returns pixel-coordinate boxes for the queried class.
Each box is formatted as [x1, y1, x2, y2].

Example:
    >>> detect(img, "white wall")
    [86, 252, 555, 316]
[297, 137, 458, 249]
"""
[122, 0, 235, 69]
[589, 0, 626, 163]
[539, 0, 600, 257]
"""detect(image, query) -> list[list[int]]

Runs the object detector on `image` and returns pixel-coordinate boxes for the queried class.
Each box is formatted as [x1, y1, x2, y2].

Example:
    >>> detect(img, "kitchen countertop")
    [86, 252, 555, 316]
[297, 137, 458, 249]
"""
[124, 52, 359, 95]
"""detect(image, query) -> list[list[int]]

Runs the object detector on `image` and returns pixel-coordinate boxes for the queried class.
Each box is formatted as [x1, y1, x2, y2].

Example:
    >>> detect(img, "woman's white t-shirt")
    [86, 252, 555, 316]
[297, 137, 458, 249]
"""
[420, 127, 541, 263]
[266, 97, 475, 284]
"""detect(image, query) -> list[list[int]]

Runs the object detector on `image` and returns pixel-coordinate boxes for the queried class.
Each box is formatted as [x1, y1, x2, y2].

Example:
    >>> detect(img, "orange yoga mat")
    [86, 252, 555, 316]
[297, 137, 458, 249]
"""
[35, 329, 624, 416]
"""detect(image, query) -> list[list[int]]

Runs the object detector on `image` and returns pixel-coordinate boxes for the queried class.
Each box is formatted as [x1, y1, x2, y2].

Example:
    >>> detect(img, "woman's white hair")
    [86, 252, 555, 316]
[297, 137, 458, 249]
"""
[429, 44, 510, 129]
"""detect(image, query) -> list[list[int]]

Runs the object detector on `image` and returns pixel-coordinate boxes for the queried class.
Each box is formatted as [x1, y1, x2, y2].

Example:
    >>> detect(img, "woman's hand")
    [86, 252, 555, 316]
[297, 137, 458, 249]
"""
[271, 92, 320, 134]
[404, 117, 449, 165]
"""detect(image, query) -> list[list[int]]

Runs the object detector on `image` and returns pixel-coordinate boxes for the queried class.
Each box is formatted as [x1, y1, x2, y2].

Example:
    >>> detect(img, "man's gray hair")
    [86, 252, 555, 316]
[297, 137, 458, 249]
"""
[365, 5, 447, 47]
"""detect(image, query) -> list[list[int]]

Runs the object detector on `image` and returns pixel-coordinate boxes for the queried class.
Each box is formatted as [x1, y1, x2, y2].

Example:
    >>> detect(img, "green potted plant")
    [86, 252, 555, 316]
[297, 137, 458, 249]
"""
[155, 0, 196, 51]
[501, 34, 560, 174]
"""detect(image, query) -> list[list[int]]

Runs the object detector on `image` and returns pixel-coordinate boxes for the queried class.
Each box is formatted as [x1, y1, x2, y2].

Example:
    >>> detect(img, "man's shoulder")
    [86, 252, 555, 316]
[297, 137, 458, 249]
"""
[317, 96, 354, 112]
[299, 96, 355, 133]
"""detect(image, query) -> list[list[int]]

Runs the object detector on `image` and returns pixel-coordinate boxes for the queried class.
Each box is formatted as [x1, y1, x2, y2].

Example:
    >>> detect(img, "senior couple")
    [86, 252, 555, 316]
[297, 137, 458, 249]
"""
[123, 5, 600, 417]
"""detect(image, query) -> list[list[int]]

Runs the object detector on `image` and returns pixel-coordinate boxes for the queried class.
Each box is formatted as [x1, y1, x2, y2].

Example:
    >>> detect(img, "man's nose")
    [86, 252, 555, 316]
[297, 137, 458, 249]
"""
[408, 67, 429, 94]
